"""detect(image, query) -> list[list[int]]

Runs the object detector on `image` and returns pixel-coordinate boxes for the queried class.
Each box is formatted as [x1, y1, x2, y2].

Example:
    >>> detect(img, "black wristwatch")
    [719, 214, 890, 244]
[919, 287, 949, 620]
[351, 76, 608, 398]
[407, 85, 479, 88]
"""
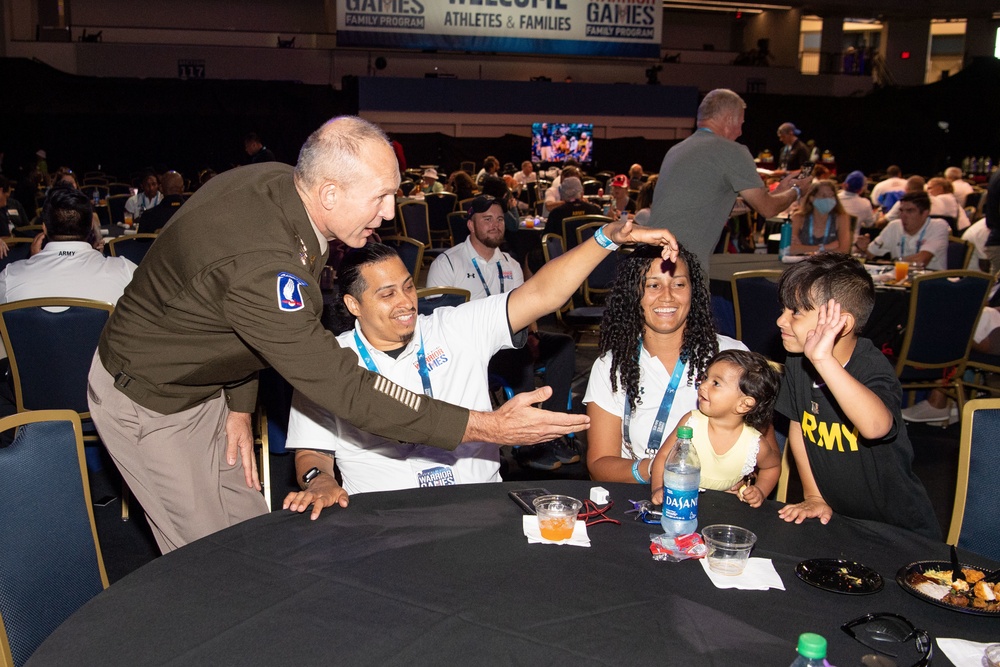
[302, 467, 321, 486]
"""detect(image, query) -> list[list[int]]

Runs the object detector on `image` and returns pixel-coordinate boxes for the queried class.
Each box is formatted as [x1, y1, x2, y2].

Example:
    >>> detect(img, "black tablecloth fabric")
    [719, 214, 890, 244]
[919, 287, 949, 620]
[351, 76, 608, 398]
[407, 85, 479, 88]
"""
[29, 481, 997, 666]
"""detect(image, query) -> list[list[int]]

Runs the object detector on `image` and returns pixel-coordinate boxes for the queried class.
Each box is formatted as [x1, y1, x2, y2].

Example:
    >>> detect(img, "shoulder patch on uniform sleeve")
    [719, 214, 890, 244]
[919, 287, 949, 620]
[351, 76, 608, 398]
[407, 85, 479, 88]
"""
[277, 271, 308, 311]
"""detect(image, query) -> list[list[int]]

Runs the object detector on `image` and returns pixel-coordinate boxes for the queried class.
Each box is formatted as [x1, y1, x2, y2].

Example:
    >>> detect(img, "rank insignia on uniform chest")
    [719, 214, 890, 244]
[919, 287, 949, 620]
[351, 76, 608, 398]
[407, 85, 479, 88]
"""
[296, 235, 309, 267]
[811, 401, 819, 414]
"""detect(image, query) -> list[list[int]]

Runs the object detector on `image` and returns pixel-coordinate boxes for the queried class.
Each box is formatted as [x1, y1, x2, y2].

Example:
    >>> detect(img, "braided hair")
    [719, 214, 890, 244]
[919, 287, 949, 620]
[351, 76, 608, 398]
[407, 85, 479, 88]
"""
[598, 244, 718, 411]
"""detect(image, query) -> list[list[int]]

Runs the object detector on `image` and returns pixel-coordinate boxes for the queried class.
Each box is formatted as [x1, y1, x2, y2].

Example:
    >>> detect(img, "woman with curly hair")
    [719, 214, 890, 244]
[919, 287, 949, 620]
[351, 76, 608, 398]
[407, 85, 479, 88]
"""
[583, 244, 749, 483]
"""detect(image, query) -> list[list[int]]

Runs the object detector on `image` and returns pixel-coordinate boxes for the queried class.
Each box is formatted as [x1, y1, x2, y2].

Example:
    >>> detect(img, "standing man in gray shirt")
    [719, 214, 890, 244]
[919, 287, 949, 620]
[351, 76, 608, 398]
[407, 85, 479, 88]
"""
[647, 89, 812, 270]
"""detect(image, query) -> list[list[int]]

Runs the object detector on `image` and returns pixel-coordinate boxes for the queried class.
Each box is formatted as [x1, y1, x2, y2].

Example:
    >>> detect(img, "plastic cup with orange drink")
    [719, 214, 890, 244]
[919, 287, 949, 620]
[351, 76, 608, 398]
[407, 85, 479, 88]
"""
[533, 495, 582, 541]
[894, 260, 909, 283]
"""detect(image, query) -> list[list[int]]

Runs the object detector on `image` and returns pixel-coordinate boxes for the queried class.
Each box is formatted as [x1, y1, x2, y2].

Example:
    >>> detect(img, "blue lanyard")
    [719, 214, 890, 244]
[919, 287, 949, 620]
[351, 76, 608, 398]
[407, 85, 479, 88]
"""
[353, 329, 434, 398]
[900, 222, 928, 258]
[471, 257, 504, 296]
[809, 213, 833, 248]
[623, 343, 687, 458]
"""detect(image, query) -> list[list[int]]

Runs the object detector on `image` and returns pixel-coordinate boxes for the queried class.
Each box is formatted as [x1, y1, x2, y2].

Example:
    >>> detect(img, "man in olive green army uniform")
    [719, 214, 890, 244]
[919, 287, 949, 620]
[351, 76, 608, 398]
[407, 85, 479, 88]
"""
[88, 117, 589, 553]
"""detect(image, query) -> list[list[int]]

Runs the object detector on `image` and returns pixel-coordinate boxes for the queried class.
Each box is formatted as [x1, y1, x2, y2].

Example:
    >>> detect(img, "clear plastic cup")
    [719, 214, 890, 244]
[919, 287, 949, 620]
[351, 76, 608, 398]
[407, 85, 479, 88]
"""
[701, 524, 757, 575]
[894, 260, 909, 282]
[533, 495, 582, 541]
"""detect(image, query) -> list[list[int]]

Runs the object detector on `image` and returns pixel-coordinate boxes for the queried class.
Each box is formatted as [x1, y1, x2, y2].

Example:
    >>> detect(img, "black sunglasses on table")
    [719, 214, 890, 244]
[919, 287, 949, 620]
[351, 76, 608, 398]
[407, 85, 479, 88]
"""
[841, 612, 932, 667]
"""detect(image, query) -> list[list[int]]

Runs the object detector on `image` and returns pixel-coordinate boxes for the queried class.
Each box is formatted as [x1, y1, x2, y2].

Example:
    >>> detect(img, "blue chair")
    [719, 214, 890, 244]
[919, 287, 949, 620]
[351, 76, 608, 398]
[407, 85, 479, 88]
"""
[381, 236, 425, 282]
[447, 211, 470, 247]
[575, 221, 619, 306]
[731, 270, 786, 365]
[948, 399, 1000, 561]
[894, 270, 994, 416]
[0, 297, 130, 519]
[423, 192, 458, 248]
[562, 214, 611, 250]
[947, 235, 973, 270]
[10, 225, 43, 239]
[0, 238, 34, 274]
[0, 410, 109, 667]
[416, 287, 469, 316]
[542, 233, 603, 348]
[964, 349, 1000, 398]
[106, 234, 158, 264]
[397, 201, 444, 266]
[107, 193, 129, 224]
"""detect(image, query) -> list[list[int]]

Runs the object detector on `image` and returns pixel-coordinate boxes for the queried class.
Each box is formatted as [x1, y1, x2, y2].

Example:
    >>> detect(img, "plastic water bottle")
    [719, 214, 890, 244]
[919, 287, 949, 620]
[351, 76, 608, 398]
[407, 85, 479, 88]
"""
[92, 188, 100, 207]
[660, 425, 700, 537]
[790, 633, 827, 667]
[779, 218, 792, 259]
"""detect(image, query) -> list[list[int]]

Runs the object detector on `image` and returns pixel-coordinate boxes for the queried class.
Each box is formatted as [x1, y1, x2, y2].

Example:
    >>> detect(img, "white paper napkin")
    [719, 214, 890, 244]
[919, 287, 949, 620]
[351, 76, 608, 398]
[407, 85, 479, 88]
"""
[699, 557, 785, 590]
[522, 515, 590, 547]
[937, 638, 997, 667]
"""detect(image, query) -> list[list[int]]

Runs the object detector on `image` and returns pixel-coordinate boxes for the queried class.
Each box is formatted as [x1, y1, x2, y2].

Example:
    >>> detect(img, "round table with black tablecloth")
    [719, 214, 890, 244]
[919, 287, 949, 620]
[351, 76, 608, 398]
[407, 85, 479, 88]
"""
[28, 481, 995, 666]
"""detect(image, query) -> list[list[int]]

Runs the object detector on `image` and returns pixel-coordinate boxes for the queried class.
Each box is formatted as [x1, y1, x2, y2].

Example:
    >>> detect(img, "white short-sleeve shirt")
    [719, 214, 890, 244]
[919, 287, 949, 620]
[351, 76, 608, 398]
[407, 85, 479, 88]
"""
[868, 218, 951, 271]
[286, 293, 516, 495]
[583, 335, 747, 460]
[0, 241, 136, 305]
[426, 236, 524, 301]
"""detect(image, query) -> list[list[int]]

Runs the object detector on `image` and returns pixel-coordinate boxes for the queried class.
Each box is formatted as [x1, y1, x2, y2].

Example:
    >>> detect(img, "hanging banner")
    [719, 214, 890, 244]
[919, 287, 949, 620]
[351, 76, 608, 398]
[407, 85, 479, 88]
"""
[336, 1, 661, 58]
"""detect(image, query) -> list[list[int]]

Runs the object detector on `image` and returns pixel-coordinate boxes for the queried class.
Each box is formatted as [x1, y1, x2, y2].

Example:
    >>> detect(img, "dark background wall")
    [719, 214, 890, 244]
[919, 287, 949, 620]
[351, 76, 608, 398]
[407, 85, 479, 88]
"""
[2, 56, 998, 184]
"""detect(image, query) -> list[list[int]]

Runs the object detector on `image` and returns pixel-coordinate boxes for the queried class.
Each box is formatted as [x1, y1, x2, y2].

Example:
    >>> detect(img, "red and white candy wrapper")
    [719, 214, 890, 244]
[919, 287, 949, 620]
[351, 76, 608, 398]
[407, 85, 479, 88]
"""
[649, 532, 708, 562]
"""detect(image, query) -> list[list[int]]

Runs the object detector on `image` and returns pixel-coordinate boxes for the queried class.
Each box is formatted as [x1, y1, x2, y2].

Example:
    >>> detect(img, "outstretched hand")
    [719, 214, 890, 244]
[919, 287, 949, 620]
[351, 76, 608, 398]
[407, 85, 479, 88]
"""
[606, 219, 679, 263]
[469, 386, 590, 446]
[802, 299, 848, 365]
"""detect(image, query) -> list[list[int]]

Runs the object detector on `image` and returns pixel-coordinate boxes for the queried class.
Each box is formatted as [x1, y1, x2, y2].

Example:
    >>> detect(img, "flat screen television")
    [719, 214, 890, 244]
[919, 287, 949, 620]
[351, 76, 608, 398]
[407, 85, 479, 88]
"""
[531, 122, 593, 164]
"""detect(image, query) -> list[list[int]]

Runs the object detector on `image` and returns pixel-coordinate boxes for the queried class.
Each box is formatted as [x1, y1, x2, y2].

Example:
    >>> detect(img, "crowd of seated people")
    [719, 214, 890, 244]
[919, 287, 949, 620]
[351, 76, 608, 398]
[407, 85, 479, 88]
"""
[2, 137, 989, 548]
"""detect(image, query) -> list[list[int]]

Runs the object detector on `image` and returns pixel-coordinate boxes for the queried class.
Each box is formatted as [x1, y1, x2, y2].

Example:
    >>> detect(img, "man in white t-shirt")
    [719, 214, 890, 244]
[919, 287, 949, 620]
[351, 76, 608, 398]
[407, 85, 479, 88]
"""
[870, 165, 908, 208]
[0, 186, 137, 419]
[926, 177, 970, 232]
[426, 195, 577, 470]
[283, 220, 679, 518]
[945, 166, 975, 208]
[857, 192, 950, 271]
[0, 186, 136, 305]
[837, 170, 875, 236]
[124, 173, 163, 221]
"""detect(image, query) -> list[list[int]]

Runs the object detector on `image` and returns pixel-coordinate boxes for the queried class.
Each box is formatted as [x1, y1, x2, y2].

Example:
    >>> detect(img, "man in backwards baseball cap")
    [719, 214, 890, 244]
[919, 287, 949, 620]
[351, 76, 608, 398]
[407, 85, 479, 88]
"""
[837, 169, 875, 231]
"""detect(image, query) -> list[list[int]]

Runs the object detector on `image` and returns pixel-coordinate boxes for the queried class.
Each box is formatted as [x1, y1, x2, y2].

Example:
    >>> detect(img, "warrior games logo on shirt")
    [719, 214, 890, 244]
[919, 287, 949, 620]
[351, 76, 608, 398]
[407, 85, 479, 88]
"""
[277, 272, 307, 312]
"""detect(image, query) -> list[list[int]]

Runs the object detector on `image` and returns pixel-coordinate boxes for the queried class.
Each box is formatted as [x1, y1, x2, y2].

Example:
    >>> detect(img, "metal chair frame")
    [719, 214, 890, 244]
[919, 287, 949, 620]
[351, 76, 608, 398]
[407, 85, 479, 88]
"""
[0, 410, 110, 667]
[541, 233, 602, 347]
[894, 270, 994, 417]
[106, 234, 158, 263]
[947, 235, 974, 270]
[0, 297, 130, 520]
[381, 235, 426, 284]
[731, 269, 786, 365]
[947, 398, 1000, 560]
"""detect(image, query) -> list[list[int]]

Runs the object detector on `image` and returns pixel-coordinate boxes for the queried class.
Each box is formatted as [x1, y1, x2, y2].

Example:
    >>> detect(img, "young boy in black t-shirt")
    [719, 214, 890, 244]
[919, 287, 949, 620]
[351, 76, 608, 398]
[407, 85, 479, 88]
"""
[773, 253, 940, 539]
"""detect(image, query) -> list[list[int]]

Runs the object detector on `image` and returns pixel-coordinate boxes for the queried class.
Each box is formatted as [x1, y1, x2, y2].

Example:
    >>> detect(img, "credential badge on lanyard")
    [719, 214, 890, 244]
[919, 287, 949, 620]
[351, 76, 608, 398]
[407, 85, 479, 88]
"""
[277, 272, 307, 312]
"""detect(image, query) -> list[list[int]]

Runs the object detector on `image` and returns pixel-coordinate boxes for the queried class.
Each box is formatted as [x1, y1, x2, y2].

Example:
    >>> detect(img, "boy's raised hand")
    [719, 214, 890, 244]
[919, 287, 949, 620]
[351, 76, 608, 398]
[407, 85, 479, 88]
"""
[803, 299, 848, 365]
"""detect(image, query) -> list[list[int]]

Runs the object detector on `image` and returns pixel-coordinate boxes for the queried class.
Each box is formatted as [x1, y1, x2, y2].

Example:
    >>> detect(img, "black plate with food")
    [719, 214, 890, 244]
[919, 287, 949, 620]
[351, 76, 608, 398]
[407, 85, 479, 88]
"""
[897, 561, 1000, 615]
[795, 558, 884, 595]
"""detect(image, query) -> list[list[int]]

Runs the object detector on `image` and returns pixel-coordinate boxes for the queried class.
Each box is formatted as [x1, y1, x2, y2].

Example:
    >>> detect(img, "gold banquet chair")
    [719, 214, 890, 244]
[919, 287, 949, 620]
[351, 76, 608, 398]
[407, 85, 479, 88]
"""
[947, 398, 1000, 561]
[0, 297, 131, 520]
[0, 410, 109, 667]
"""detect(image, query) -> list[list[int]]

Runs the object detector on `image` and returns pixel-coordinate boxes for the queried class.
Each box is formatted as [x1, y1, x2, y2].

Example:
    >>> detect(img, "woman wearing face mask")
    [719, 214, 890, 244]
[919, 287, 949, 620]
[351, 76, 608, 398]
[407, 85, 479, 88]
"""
[789, 178, 852, 255]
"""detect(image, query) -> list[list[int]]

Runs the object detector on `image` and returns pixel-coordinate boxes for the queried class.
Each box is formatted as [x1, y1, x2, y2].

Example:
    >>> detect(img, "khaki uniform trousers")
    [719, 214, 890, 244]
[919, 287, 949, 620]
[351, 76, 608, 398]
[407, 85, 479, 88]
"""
[87, 353, 268, 553]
